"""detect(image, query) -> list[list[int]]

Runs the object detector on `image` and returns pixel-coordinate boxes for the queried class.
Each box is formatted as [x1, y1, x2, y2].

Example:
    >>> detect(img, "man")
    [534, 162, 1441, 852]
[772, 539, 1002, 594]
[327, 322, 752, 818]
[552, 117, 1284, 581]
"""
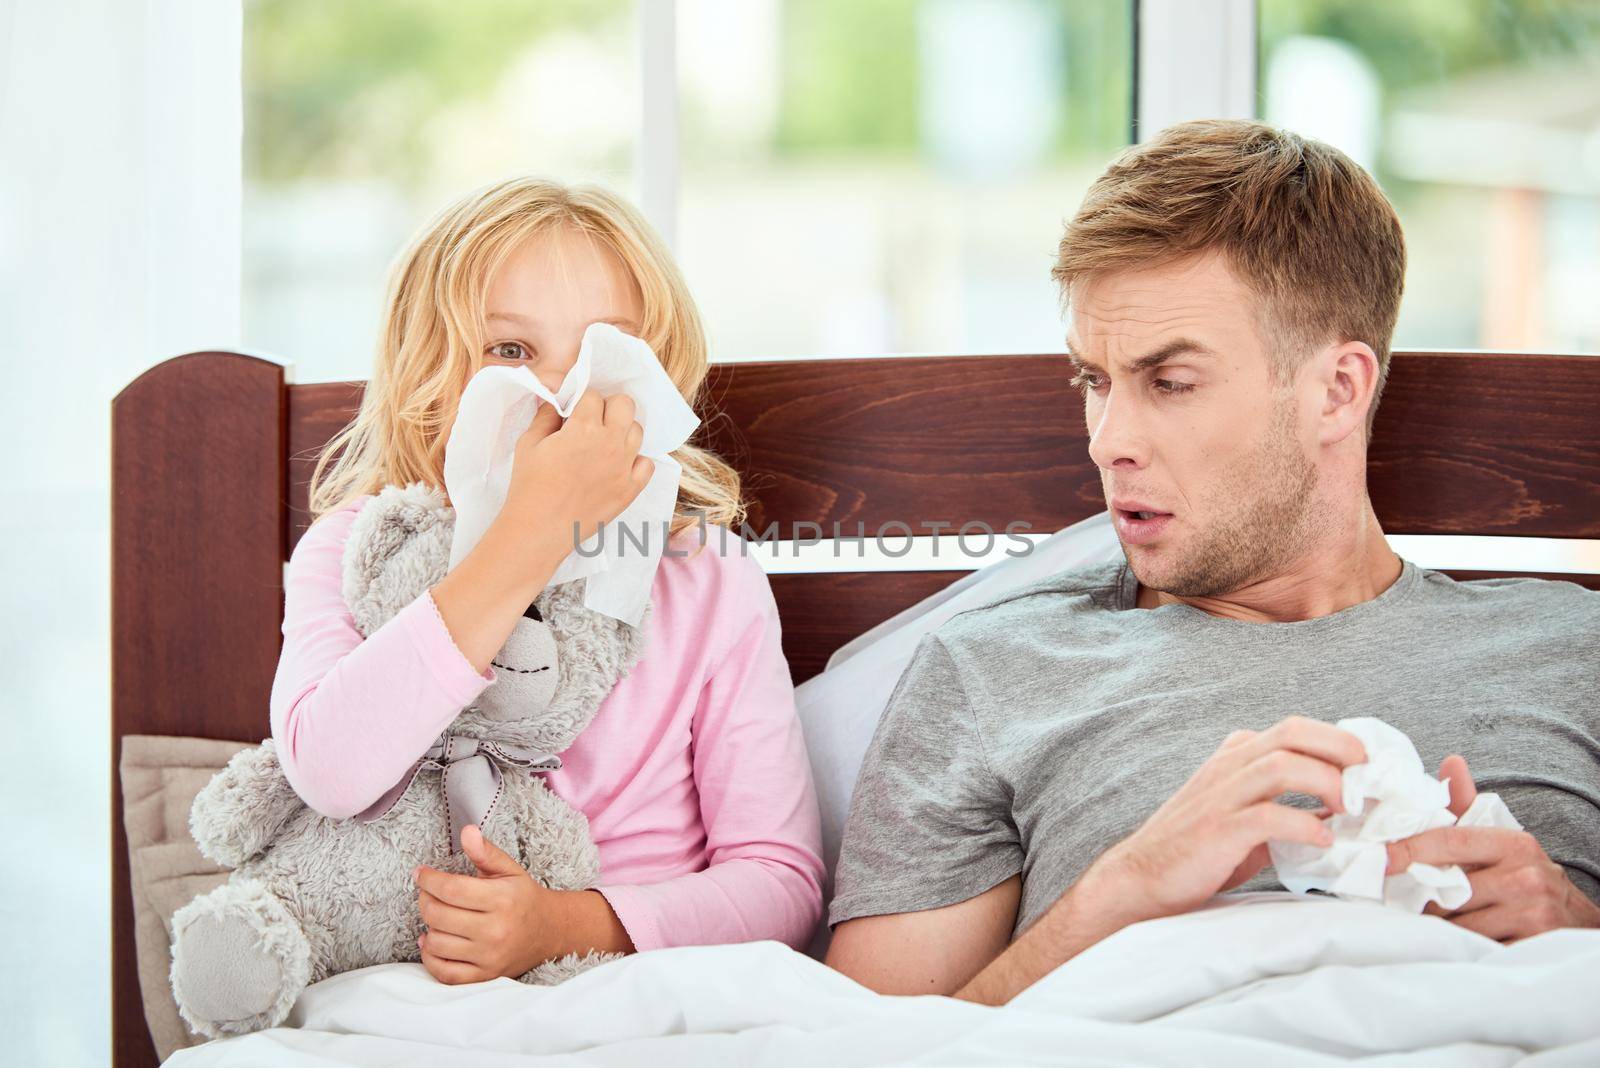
[824, 120, 1600, 1004]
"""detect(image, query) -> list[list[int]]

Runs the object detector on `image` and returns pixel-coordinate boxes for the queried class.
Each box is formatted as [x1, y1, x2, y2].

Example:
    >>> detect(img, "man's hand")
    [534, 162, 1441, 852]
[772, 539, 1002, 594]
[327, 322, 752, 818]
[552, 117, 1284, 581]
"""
[1083, 716, 1367, 922]
[951, 715, 1366, 1006]
[1387, 757, 1600, 941]
[415, 825, 554, 984]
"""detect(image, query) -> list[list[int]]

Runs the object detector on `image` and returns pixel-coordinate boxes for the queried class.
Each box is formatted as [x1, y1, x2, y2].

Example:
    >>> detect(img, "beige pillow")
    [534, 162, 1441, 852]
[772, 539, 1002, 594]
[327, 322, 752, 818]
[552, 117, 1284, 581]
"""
[119, 734, 254, 1061]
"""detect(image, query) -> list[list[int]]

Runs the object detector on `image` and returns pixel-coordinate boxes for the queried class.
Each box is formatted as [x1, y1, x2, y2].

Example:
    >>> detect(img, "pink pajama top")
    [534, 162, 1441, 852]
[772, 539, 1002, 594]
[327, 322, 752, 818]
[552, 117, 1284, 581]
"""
[268, 496, 825, 953]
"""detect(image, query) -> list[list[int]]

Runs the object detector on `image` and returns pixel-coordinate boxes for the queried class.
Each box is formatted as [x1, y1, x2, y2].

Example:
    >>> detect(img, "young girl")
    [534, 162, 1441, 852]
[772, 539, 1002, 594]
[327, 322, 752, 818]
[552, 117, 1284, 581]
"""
[271, 177, 825, 983]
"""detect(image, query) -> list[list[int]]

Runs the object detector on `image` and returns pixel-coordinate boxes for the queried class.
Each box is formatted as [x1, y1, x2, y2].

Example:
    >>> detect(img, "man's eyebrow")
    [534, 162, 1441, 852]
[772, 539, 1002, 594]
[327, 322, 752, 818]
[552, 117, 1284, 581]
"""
[1126, 338, 1217, 374]
[1067, 338, 1217, 374]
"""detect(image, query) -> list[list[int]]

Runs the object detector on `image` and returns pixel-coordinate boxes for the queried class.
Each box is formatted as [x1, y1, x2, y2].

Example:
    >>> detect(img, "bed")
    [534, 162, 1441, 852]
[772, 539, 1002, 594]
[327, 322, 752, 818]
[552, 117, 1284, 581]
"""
[111, 348, 1600, 1065]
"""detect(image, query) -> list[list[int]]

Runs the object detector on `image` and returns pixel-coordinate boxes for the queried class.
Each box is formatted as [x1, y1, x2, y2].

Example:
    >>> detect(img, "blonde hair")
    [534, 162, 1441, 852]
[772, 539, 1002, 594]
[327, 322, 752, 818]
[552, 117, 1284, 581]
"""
[307, 177, 744, 536]
[1054, 120, 1406, 426]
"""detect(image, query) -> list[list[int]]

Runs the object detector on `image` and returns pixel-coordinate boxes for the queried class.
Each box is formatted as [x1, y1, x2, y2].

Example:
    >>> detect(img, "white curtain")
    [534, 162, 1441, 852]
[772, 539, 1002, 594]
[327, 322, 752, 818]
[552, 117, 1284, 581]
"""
[0, 1, 241, 1061]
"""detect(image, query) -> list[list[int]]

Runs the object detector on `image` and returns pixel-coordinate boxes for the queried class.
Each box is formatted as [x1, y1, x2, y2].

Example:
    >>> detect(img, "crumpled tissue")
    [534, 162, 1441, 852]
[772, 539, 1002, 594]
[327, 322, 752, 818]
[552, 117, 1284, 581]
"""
[1268, 717, 1521, 913]
[442, 322, 700, 626]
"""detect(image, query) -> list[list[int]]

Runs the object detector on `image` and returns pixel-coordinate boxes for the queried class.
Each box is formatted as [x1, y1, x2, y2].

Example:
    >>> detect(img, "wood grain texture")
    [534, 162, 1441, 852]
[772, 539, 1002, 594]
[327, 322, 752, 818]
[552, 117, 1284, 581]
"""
[769, 571, 966, 682]
[696, 353, 1095, 541]
[695, 350, 1600, 540]
[287, 380, 364, 549]
[111, 352, 287, 1068]
[285, 351, 1600, 553]
[1368, 353, 1600, 537]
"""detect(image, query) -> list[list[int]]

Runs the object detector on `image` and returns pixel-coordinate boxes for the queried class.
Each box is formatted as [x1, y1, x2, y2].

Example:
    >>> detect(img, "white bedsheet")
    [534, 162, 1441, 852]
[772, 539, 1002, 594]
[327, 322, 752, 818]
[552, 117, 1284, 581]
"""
[168, 893, 1600, 1066]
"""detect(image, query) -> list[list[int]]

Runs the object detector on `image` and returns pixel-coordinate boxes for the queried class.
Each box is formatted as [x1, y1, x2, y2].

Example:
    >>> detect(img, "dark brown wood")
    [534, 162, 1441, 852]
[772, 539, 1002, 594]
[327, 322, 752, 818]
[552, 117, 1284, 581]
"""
[1369, 353, 1600, 537]
[696, 350, 1600, 541]
[287, 381, 365, 551]
[111, 352, 288, 1068]
[284, 351, 1600, 556]
[770, 571, 966, 682]
[696, 354, 1095, 542]
[1439, 570, 1600, 590]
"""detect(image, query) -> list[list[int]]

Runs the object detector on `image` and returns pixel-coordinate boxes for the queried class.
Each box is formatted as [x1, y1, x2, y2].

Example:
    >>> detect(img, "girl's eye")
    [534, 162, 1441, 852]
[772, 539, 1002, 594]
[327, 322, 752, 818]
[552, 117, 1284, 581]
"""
[488, 341, 530, 361]
[1154, 379, 1196, 396]
[1070, 371, 1108, 394]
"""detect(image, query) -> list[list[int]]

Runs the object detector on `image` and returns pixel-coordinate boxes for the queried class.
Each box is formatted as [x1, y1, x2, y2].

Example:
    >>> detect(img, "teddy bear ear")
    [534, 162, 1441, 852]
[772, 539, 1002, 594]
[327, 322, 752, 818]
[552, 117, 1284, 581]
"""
[341, 482, 454, 637]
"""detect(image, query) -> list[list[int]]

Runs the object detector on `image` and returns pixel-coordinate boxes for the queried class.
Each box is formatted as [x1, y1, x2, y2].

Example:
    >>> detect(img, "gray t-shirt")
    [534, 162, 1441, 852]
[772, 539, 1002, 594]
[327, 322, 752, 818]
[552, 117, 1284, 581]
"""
[829, 560, 1600, 935]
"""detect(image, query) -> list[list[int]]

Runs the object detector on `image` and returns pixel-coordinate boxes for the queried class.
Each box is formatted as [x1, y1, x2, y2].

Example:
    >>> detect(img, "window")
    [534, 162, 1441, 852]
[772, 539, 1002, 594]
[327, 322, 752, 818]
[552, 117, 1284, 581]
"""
[243, 0, 1134, 378]
[243, 0, 638, 382]
[676, 0, 1133, 359]
[245, 2, 1598, 370]
[1260, 0, 1600, 353]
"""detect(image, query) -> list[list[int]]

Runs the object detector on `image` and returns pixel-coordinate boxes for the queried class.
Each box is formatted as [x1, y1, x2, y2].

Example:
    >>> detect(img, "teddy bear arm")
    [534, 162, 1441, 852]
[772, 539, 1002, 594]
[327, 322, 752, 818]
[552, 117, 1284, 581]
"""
[513, 786, 603, 892]
[189, 740, 306, 868]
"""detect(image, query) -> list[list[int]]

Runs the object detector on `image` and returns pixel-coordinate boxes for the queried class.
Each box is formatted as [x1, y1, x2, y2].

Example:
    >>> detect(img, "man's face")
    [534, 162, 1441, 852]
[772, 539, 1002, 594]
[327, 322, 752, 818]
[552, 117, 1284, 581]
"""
[1067, 253, 1320, 598]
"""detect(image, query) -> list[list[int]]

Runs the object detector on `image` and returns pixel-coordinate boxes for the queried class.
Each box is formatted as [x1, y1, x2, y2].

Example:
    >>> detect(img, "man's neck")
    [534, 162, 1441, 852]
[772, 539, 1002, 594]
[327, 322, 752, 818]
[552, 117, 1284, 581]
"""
[1135, 506, 1403, 623]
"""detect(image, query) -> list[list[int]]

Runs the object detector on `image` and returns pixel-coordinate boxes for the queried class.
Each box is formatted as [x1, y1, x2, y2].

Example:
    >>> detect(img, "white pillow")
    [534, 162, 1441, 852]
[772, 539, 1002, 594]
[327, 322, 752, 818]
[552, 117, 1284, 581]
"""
[796, 511, 1122, 957]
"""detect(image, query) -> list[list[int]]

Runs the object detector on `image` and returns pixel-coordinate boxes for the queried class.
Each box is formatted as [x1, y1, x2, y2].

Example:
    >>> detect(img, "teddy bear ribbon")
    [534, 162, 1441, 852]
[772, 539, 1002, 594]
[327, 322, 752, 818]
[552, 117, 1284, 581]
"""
[353, 732, 562, 853]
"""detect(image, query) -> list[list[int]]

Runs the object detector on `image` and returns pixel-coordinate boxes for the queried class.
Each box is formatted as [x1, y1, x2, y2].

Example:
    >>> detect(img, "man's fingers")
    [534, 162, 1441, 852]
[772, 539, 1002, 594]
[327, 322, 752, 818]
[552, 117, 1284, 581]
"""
[1442, 864, 1525, 917]
[1240, 716, 1368, 771]
[1234, 802, 1332, 851]
[1220, 842, 1271, 892]
[1438, 753, 1477, 818]
[1228, 750, 1347, 814]
[418, 888, 488, 938]
[1218, 729, 1258, 752]
[1386, 826, 1529, 875]
[415, 865, 494, 909]
[1444, 903, 1523, 943]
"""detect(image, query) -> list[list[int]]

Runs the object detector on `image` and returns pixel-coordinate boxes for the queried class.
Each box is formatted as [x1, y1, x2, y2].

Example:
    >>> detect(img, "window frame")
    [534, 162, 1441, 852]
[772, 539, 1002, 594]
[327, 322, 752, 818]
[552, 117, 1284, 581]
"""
[635, 0, 1260, 255]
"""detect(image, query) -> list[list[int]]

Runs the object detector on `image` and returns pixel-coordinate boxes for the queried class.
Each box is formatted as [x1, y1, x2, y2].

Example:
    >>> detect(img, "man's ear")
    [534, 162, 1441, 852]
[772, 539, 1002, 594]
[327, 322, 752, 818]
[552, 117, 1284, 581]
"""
[1317, 341, 1379, 447]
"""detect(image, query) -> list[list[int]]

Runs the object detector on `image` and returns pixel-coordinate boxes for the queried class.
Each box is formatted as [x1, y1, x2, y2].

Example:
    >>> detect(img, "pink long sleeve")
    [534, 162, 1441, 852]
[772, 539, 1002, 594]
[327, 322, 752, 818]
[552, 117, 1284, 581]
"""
[270, 499, 494, 818]
[269, 497, 824, 952]
[591, 536, 825, 951]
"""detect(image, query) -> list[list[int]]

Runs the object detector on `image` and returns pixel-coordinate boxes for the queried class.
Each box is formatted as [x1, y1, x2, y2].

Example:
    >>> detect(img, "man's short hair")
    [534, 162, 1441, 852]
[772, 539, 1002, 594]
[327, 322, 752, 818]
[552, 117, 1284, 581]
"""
[1054, 120, 1406, 426]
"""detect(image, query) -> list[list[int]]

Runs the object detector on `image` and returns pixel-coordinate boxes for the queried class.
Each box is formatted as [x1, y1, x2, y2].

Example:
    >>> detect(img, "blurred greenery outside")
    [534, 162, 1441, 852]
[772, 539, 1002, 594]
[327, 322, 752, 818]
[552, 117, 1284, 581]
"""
[1260, 0, 1600, 350]
[243, 0, 1600, 376]
[246, 0, 1128, 185]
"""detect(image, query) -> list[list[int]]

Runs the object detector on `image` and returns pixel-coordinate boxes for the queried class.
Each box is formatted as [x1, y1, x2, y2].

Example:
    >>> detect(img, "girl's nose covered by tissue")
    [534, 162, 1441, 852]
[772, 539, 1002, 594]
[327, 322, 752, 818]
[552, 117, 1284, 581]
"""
[443, 322, 701, 626]
[1267, 717, 1521, 913]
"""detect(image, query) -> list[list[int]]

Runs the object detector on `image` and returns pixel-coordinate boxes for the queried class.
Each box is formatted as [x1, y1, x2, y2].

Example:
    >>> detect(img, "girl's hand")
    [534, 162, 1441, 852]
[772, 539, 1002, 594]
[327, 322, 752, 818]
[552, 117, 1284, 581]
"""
[500, 390, 654, 571]
[429, 390, 651, 675]
[414, 825, 634, 984]
[415, 825, 552, 983]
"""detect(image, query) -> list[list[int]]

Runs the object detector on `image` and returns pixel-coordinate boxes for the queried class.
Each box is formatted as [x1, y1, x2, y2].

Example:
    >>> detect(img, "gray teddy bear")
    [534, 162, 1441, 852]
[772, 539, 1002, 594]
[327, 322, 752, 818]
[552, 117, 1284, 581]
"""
[169, 482, 648, 1039]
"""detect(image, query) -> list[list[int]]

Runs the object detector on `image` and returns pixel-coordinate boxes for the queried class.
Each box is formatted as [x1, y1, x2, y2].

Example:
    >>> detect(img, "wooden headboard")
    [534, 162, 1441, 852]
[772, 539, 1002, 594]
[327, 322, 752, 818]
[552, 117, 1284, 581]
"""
[110, 349, 1600, 1065]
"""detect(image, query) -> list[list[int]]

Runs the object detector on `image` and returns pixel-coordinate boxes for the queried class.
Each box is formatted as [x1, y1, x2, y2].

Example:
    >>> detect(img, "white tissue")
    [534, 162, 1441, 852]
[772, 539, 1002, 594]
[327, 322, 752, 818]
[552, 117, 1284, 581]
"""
[442, 322, 700, 625]
[1268, 717, 1522, 913]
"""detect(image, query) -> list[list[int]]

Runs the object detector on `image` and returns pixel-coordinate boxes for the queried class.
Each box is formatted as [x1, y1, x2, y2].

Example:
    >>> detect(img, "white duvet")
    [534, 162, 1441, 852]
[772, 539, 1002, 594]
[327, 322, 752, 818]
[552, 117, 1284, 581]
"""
[170, 893, 1600, 1066]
